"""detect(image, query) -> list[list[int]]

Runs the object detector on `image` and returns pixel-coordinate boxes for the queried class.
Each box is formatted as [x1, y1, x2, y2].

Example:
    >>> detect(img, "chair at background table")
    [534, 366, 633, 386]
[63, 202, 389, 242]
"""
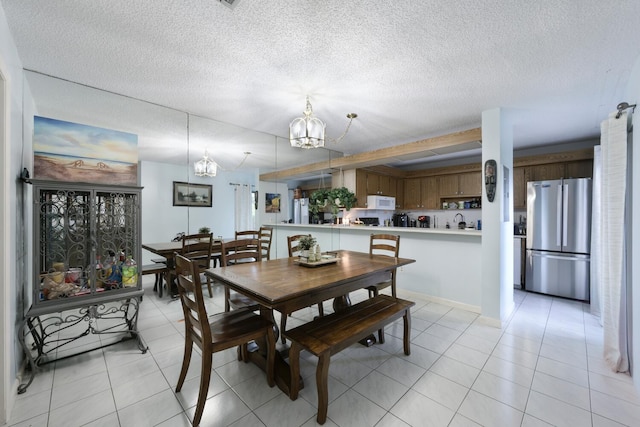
[259, 226, 273, 261]
[181, 233, 214, 297]
[280, 234, 325, 344]
[367, 233, 401, 343]
[174, 253, 275, 427]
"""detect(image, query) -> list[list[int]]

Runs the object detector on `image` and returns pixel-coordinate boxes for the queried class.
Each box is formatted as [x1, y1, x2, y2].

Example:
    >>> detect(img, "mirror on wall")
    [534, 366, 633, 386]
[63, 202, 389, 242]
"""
[24, 71, 342, 262]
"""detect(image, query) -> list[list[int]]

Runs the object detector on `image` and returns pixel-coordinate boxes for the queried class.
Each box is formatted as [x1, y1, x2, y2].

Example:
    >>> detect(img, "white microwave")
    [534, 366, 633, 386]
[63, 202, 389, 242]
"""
[366, 195, 396, 210]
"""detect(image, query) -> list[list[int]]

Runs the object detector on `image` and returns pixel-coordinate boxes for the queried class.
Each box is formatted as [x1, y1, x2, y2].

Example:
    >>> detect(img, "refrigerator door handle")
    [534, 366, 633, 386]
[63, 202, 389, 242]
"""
[529, 251, 588, 261]
[563, 183, 569, 247]
[556, 183, 563, 246]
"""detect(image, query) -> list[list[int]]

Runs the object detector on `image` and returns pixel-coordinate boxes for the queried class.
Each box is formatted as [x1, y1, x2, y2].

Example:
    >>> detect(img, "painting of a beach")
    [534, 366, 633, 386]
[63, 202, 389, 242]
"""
[34, 116, 138, 185]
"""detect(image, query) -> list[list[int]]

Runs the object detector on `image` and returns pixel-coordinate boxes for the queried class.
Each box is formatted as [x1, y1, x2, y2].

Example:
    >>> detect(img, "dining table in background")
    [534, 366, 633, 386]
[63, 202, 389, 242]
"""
[142, 238, 223, 296]
[204, 250, 415, 396]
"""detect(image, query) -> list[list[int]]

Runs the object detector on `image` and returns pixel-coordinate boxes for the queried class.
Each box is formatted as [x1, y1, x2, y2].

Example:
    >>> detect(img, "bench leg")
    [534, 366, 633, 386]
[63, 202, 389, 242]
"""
[403, 308, 412, 356]
[316, 352, 330, 425]
[289, 342, 302, 399]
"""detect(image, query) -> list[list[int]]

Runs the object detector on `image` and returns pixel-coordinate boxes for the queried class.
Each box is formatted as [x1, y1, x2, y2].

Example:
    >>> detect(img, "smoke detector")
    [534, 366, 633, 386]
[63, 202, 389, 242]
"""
[219, 0, 240, 9]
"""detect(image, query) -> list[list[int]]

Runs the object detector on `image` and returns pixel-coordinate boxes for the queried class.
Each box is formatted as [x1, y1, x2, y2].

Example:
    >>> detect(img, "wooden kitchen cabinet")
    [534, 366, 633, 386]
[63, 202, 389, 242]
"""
[527, 163, 565, 181]
[438, 172, 481, 197]
[354, 170, 368, 208]
[513, 167, 527, 209]
[565, 159, 593, 179]
[403, 176, 437, 209]
[458, 172, 481, 195]
[403, 178, 421, 209]
[395, 179, 404, 208]
[438, 175, 459, 197]
[339, 169, 397, 208]
[421, 176, 439, 209]
[367, 172, 395, 197]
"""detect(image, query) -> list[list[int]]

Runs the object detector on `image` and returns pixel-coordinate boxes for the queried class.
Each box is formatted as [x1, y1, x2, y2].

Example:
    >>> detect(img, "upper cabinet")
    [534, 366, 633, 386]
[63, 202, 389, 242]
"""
[403, 177, 438, 209]
[338, 169, 397, 208]
[513, 167, 527, 209]
[527, 163, 566, 181]
[438, 172, 481, 197]
[565, 159, 594, 179]
[513, 158, 594, 209]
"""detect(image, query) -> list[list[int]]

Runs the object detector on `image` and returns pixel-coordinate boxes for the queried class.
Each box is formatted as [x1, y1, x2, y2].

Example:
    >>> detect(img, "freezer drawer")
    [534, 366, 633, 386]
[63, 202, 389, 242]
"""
[525, 250, 590, 301]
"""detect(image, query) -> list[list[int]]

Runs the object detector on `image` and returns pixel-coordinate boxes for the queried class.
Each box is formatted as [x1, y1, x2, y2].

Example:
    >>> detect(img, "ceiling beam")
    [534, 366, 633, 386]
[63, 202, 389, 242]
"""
[260, 127, 482, 182]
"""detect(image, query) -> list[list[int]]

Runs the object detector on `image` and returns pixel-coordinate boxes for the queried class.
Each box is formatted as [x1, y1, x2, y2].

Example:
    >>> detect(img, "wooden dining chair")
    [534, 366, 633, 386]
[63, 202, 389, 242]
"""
[259, 226, 273, 261]
[174, 253, 275, 427]
[280, 234, 325, 344]
[181, 232, 214, 297]
[221, 239, 262, 312]
[367, 233, 401, 343]
[287, 234, 311, 257]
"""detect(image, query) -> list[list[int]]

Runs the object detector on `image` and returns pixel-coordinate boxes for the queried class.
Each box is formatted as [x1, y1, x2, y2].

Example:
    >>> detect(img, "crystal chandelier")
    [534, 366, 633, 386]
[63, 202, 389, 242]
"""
[289, 96, 326, 149]
[194, 150, 218, 177]
[289, 96, 358, 149]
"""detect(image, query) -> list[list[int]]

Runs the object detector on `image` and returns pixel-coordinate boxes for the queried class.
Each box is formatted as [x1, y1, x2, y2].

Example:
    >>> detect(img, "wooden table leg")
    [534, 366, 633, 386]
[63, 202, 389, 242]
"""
[244, 307, 303, 397]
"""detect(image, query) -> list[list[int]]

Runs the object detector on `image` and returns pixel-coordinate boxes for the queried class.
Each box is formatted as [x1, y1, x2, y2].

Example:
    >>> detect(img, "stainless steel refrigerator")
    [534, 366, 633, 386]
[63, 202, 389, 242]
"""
[293, 198, 309, 224]
[525, 178, 592, 300]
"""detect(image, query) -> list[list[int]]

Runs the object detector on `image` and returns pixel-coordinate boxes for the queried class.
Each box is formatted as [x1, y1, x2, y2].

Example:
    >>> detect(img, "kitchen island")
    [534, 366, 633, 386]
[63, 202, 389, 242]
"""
[268, 223, 482, 312]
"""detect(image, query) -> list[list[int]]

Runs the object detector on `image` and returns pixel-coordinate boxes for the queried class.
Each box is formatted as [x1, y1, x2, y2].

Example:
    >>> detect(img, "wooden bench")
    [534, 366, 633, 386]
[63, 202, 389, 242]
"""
[284, 294, 415, 424]
[141, 263, 168, 297]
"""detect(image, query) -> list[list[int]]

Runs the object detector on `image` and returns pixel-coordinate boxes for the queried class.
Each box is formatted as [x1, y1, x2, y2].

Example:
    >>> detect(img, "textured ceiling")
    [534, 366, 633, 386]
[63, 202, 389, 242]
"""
[2, 0, 640, 171]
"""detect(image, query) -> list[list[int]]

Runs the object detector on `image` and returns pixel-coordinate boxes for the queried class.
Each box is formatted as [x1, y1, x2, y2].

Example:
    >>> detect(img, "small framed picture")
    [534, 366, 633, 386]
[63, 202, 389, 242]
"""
[173, 181, 212, 207]
[265, 193, 281, 213]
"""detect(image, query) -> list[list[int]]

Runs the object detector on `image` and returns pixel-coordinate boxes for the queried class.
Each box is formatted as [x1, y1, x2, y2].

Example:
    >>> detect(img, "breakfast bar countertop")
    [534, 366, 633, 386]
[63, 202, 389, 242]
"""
[269, 222, 482, 237]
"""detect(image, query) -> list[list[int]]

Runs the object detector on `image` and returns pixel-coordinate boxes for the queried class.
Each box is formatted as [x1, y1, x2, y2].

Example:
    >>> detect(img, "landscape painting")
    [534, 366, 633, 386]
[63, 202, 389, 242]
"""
[33, 116, 138, 185]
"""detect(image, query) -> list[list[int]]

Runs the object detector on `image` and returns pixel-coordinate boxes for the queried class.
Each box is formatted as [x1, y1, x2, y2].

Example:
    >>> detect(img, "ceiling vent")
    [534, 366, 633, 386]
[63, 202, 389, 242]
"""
[219, 0, 240, 9]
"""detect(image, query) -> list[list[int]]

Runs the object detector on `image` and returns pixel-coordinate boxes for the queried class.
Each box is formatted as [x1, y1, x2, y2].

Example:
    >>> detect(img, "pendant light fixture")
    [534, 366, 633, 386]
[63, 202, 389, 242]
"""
[289, 96, 357, 149]
[289, 96, 326, 149]
[194, 150, 218, 177]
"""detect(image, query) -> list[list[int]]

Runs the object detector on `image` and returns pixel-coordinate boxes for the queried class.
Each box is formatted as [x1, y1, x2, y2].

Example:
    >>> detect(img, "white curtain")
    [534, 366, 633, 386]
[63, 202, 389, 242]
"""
[234, 185, 254, 232]
[590, 145, 602, 321]
[598, 111, 630, 373]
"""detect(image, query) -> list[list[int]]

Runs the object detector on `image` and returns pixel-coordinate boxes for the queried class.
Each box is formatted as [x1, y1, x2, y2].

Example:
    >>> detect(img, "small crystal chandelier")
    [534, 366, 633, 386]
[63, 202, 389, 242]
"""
[289, 96, 357, 149]
[194, 150, 218, 177]
[290, 96, 326, 149]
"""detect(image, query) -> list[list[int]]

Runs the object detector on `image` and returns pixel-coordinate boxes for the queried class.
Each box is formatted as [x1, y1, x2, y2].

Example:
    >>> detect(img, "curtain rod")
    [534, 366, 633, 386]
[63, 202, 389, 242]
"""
[615, 102, 636, 119]
[229, 182, 255, 187]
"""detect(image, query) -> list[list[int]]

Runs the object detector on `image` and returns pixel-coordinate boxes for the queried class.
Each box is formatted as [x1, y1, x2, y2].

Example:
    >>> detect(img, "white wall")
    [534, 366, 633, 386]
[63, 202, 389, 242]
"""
[624, 54, 640, 391]
[0, 4, 29, 422]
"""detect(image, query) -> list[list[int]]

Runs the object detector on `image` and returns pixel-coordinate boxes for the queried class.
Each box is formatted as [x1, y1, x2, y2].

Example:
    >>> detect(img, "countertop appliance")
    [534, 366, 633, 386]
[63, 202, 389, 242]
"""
[366, 195, 396, 210]
[392, 213, 408, 227]
[525, 178, 592, 300]
[418, 215, 430, 228]
[359, 217, 380, 226]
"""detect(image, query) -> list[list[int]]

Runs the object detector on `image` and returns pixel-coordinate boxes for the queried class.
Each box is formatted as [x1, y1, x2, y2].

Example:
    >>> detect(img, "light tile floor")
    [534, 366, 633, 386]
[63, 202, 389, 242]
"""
[7, 277, 640, 427]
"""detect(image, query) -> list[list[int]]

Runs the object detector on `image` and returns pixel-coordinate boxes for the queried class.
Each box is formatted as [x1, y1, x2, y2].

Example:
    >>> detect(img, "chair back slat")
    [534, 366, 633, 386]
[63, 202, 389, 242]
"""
[181, 233, 213, 266]
[220, 239, 261, 266]
[259, 226, 273, 260]
[369, 234, 400, 257]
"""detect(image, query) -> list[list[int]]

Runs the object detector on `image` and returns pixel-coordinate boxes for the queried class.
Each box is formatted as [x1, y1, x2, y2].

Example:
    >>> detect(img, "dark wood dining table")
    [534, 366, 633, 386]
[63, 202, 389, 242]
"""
[142, 239, 223, 296]
[204, 250, 415, 396]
